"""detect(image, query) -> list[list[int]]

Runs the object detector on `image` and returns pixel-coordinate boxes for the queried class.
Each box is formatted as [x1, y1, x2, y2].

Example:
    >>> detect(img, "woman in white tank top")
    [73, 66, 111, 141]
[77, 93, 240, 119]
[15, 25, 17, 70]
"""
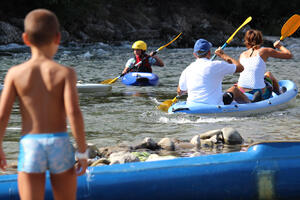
[227, 29, 293, 103]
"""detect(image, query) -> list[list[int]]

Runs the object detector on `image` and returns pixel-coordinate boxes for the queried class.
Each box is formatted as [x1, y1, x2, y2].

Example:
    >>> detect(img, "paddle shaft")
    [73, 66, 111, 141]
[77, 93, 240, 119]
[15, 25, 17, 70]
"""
[211, 16, 252, 60]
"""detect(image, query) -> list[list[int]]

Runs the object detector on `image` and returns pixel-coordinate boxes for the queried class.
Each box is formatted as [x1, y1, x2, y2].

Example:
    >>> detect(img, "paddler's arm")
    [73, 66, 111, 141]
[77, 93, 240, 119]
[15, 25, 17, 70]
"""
[177, 85, 187, 96]
[215, 47, 244, 73]
[150, 51, 164, 67]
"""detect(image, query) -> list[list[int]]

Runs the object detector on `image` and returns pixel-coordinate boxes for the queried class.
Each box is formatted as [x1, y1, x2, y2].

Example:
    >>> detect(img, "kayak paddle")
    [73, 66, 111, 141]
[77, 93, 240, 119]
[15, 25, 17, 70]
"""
[280, 14, 300, 41]
[211, 16, 252, 60]
[158, 17, 252, 112]
[100, 32, 182, 84]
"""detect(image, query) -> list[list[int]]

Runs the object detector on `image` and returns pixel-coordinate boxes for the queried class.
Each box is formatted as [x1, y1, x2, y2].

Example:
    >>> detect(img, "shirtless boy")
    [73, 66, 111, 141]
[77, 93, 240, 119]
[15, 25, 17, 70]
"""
[0, 9, 88, 200]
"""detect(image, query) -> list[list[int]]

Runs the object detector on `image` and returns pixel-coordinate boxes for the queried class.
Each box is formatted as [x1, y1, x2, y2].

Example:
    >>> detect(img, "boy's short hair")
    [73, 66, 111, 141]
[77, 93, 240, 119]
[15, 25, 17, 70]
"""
[24, 9, 60, 47]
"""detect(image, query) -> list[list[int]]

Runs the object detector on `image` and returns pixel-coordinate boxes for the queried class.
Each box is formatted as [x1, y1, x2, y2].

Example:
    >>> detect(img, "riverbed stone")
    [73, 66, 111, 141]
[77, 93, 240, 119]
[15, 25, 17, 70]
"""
[200, 139, 214, 148]
[158, 138, 175, 151]
[134, 137, 160, 150]
[176, 142, 195, 149]
[221, 127, 244, 145]
[109, 151, 140, 165]
[199, 129, 223, 140]
[146, 154, 177, 162]
[87, 143, 101, 159]
[98, 145, 132, 158]
[90, 158, 110, 166]
[190, 135, 201, 148]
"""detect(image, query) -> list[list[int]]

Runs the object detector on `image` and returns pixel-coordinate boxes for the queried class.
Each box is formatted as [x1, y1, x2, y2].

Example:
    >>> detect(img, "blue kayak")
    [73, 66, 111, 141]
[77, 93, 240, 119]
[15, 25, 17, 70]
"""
[169, 80, 298, 115]
[121, 72, 159, 86]
[1, 141, 300, 199]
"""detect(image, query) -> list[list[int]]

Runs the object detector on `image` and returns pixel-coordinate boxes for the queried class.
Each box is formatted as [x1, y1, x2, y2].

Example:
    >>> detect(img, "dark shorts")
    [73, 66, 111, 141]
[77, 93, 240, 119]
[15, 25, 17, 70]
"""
[238, 76, 273, 100]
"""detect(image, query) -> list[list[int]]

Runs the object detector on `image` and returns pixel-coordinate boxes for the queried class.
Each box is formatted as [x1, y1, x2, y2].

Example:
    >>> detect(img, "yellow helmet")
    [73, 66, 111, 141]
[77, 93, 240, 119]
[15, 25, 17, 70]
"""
[132, 40, 147, 51]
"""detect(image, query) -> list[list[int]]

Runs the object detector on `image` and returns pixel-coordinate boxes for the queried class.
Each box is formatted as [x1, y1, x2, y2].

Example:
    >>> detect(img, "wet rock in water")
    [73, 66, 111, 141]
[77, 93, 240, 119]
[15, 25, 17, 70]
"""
[199, 129, 223, 139]
[90, 158, 110, 167]
[134, 137, 160, 150]
[190, 135, 201, 148]
[98, 145, 132, 158]
[221, 127, 244, 145]
[146, 154, 177, 162]
[87, 143, 101, 159]
[200, 139, 214, 148]
[177, 142, 195, 150]
[109, 151, 140, 165]
[158, 138, 175, 151]
[131, 152, 150, 162]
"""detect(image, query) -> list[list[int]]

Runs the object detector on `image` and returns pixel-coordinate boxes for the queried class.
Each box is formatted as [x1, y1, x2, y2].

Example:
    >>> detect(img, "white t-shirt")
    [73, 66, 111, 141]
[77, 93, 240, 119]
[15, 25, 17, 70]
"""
[238, 55, 266, 89]
[179, 58, 236, 105]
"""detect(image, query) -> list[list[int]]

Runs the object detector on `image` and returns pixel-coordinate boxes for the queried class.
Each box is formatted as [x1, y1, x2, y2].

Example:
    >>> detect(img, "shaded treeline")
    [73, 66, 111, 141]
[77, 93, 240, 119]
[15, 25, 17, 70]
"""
[0, 0, 299, 45]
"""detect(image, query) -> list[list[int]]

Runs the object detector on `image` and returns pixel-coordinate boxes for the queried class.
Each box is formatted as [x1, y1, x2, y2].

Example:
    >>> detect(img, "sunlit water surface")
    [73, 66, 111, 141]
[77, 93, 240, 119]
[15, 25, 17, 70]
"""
[0, 37, 300, 173]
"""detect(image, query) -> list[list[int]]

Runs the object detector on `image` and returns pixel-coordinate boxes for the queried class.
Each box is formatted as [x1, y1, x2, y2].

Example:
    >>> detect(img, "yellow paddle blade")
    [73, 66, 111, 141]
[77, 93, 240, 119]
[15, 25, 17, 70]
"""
[280, 14, 300, 41]
[157, 32, 182, 52]
[100, 78, 114, 84]
[226, 16, 252, 44]
[157, 96, 178, 112]
[100, 76, 119, 84]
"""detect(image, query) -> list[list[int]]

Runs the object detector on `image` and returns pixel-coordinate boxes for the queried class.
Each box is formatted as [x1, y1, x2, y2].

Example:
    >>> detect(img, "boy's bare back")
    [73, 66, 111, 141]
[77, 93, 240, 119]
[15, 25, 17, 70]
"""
[4, 57, 78, 134]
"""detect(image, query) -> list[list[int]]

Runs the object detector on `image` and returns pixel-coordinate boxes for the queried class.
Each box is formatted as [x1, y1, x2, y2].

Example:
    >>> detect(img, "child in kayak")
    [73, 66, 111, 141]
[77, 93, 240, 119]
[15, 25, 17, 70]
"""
[0, 9, 88, 200]
[122, 40, 164, 74]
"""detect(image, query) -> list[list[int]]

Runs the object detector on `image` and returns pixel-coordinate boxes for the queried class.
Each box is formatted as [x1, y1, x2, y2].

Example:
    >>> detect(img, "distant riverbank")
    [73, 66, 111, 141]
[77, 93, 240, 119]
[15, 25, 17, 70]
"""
[0, 0, 299, 46]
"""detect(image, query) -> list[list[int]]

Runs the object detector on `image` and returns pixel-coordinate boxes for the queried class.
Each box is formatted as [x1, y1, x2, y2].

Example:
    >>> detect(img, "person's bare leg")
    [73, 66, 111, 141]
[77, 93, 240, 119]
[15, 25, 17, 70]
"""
[227, 86, 251, 103]
[265, 71, 280, 94]
[18, 172, 46, 200]
[50, 167, 77, 200]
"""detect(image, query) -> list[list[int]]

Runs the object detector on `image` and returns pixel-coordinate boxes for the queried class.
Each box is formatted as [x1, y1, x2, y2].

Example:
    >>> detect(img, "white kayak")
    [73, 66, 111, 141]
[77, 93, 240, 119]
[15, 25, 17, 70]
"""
[76, 83, 112, 95]
[0, 84, 112, 95]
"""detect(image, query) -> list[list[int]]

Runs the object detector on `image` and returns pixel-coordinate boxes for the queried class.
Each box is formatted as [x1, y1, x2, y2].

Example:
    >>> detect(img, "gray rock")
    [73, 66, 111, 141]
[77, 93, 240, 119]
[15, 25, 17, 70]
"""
[190, 135, 201, 148]
[158, 138, 175, 151]
[90, 158, 110, 166]
[221, 127, 244, 145]
[199, 129, 222, 139]
[109, 151, 140, 165]
[87, 143, 101, 159]
[98, 145, 132, 158]
[134, 137, 160, 150]
[200, 139, 214, 148]
[176, 142, 195, 149]
[146, 154, 176, 162]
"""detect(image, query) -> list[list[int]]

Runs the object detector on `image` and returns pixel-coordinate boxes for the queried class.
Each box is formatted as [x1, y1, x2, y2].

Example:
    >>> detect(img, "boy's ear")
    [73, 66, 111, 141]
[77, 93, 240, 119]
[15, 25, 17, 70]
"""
[22, 33, 31, 46]
[54, 32, 61, 45]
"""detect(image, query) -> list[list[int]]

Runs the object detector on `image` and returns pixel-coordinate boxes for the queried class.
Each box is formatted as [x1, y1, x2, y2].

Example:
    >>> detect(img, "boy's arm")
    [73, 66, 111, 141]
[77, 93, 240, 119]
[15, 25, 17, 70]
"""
[0, 69, 17, 170]
[64, 68, 87, 175]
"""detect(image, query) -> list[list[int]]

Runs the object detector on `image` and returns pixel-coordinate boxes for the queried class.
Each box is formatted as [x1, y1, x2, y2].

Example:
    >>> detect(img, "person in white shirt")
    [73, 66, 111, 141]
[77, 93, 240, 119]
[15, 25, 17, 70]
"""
[177, 38, 249, 105]
[227, 29, 293, 102]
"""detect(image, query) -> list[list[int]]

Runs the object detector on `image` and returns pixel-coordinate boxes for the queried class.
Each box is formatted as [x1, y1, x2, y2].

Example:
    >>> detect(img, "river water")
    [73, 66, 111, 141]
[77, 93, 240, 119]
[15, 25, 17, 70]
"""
[0, 37, 300, 173]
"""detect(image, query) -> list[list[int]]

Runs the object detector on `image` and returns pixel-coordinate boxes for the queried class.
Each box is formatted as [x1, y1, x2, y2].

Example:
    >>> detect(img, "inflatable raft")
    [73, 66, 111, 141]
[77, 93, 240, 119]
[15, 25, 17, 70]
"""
[76, 83, 112, 95]
[121, 72, 159, 86]
[169, 80, 298, 116]
[1, 141, 300, 199]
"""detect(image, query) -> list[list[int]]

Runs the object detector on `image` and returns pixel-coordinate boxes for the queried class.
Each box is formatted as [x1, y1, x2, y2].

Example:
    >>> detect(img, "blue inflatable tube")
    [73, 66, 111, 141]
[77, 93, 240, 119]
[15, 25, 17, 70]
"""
[121, 72, 159, 86]
[169, 80, 298, 115]
[1, 141, 300, 199]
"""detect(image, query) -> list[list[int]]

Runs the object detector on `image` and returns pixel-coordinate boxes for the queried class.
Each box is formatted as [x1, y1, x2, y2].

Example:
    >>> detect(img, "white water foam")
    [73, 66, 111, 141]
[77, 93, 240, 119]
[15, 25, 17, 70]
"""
[158, 116, 240, 124]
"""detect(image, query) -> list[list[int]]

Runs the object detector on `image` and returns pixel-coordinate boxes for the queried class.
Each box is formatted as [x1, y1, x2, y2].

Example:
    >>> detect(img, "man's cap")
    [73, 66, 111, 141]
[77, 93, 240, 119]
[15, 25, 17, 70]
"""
[193, 39, 212, 56]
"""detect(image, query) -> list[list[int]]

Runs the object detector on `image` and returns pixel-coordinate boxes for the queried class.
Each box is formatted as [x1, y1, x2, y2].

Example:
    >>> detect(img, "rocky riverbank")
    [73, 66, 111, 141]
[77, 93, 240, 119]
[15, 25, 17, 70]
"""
[85, 127, 248, 167]
[1, 1, 299, 47]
